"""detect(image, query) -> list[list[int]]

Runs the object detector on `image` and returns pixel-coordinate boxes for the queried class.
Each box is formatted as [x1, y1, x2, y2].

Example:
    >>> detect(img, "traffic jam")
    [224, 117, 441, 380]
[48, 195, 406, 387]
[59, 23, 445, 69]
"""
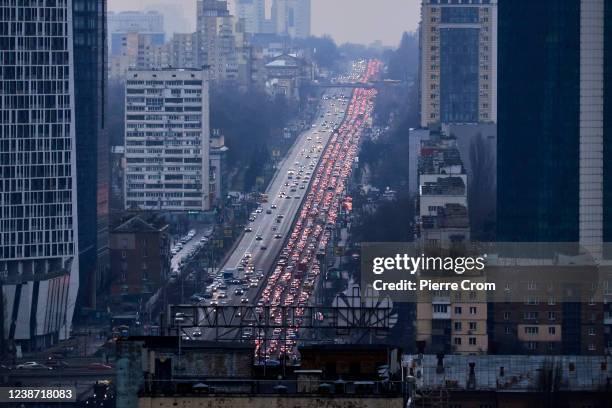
[254, 60, 382, 360]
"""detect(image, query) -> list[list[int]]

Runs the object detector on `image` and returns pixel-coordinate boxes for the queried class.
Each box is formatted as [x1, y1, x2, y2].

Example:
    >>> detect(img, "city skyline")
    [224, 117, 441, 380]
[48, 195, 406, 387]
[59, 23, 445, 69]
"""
[107, 0, 420, 46]
[3, 0, 612, 403]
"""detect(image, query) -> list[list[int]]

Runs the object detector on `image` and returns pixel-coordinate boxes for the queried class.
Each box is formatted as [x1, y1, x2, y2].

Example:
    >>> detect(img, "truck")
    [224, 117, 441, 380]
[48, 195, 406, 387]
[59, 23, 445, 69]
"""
[223, 268, 237, 282]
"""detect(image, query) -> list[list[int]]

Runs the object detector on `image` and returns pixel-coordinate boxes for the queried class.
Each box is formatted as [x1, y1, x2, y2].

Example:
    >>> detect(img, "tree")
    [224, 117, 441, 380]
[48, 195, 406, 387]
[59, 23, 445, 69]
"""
[386, 31, 419, 81]
[294, 35, 340, 70]
[210, 85, 296, 191]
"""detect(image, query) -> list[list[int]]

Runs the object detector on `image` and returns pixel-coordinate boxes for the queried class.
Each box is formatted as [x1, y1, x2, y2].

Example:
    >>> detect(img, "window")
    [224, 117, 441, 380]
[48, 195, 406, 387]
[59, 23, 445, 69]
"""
[524, 311, 538, 320]
[588, 327, 596, 336]
[454, 321, 462, 331]
[548, 311, 556, 321]
[433, 304, 448, 313]
[524, 326, 539, 335]
[454, 337, 462, 345]
[503, 312, 510, 320]
[469, 307, 477, 315]
[469, 337, 476, 345]
[504, 326, 512, 335]
[548, 327, 556, 335]
[455, 306, 462, 314]
[469, 322, 477, 330]
[526, 342, 537, 351]
[588, 344, 596, 351]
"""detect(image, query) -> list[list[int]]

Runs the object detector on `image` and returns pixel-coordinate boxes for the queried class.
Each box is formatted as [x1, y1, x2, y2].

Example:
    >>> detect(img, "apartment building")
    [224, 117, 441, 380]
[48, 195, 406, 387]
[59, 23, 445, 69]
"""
[196, 0, 238, 82]
[108, 10, 165, 56]
[416, 132, 469, 248]
[109, 215, 170, 302]
[419, 0, 497, 127]
[414, 130, 485, 354]
[124, 69, 211, 212]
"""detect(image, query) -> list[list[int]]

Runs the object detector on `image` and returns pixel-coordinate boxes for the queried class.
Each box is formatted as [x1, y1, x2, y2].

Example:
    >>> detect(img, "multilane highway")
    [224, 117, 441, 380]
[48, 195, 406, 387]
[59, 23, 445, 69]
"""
[210, 88, 351, 305]
[179, 61, 382, 354]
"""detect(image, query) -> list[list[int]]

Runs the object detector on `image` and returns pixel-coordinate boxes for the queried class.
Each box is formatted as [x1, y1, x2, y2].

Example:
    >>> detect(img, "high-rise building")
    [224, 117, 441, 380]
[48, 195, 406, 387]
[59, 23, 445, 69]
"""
[497, 0, 610, 254]
[419, 0, 497, 127]
[1, 0, 80, 350]
[108, 11, 165, 55]
[168, 33, 200, 70]
[124, 69, 211, 212]
[73, 0, 108, 311]
[236, 0, 267, 34]
[196, 0, 238, 82]
[109, 32, 164, 79]
[272, 0, 311, 39]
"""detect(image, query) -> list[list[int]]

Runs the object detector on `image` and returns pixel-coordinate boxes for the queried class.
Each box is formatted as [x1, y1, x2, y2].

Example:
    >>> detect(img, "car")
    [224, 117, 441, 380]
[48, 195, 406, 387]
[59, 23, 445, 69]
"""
[255, 235, 263, 241]
[241, 297, 249, 304]
[266, 209, 272, 214]
[274, 234, 282, 239]
[248, 216, 256, 222]
[260, 245, 267, 250]
[235, 288, 245, 296]
[16, 362, 52, 370]
[217, 292, 227, 299]
[271, 204, 277, 209]
[192, 331, 202, 337]
[244, 227, 252, 232]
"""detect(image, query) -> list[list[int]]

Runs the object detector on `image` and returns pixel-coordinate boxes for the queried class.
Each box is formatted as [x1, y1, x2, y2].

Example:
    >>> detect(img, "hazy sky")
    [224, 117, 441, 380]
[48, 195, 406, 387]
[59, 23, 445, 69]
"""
[107, 0, 420, 46]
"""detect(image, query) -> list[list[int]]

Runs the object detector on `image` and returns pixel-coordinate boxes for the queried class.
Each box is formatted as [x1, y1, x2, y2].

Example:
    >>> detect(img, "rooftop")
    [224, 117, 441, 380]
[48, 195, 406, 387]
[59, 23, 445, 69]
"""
[409, 354, 612, 392]
[112, 215, 168, 233]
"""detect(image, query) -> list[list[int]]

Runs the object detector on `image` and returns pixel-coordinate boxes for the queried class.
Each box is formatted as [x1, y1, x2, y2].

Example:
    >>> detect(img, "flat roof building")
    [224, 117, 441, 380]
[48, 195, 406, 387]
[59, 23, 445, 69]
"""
[124, 69, 211, 212]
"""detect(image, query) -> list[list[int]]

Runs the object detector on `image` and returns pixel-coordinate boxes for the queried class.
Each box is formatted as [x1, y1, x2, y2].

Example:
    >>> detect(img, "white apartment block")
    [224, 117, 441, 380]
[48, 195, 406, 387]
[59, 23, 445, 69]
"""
[1, 0, 79, 350]
[420, 0, 497, 127]
[124, 69, 211, 212]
